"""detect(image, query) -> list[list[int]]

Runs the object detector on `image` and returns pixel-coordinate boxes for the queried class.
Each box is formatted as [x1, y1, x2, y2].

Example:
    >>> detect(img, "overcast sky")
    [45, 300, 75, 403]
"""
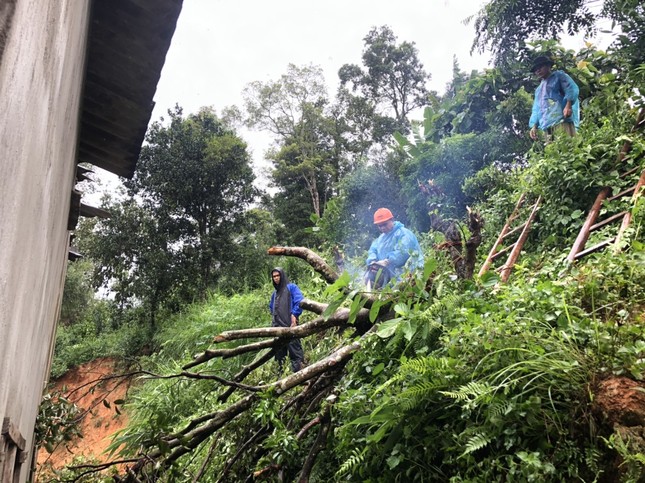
[93, 0, 611, 196]
[130, 0, 493, 190]
[150, 0, 492, 123]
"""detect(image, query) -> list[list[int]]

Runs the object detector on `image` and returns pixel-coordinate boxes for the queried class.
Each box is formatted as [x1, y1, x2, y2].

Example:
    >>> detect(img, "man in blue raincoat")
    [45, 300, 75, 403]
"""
[365, 208, 424, 289]
[269, 267, 305, 372]
[529, 54, 580, 140]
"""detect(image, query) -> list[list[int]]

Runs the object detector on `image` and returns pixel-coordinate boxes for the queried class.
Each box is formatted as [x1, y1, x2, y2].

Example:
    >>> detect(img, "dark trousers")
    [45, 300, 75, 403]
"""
[276, 338, 304, 372]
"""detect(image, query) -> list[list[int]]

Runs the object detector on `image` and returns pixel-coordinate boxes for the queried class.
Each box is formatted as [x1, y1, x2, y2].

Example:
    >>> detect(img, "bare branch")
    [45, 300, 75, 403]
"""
[297, 416, 322, 439]
[213, 307, 364, 343]
[187, 305, 369, 371]
[217, 350, 276, 403]
[268, 246, 338, 284]
[298, 409, 332, 483]
[192, 434, 218, 482]
[67, 457, 141, 482]
[253, 464, 281, 479]
[217, 427, 268, 483]
[183, 339, 277, 369]
[300, 298, 328, 314]
[179, 371, 263, 392]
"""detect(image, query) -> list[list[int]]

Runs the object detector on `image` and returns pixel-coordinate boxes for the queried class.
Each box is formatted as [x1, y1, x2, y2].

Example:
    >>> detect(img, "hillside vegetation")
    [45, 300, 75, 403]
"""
[41, 5, 645, 481]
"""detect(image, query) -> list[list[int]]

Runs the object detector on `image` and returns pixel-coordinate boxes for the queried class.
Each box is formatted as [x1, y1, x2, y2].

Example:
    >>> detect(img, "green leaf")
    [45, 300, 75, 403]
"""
[393, 303, 409, 316]
[322, 296, 345, 321]
[376, 318, 402, 338]
[323, 271, 351, 297]
[367, 422, 392, 443]
[369, 300, 383, 323]
[348, 415, 372, 425]
[372, 362, 385, 376]
[462, 432, 492, 455]
[423, 257, 438, 282]
[401, 319, 416, 341]
[386, 454, 401, 469]
[480, 271, 499, 288]
[349, 294, 368, 324]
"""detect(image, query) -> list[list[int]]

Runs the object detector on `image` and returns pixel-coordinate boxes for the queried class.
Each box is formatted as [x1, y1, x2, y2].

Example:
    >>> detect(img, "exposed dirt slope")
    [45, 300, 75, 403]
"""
[592, 376, 645, 482]
[36, 358, 131, 479]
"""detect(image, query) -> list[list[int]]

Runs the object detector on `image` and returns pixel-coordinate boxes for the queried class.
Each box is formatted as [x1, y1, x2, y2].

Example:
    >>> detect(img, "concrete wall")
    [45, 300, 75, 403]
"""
[0, 0, 90, 479]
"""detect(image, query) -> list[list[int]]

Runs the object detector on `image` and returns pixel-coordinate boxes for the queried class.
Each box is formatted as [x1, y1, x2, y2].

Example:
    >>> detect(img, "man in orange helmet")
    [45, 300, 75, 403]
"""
[365, 208, 424, 289]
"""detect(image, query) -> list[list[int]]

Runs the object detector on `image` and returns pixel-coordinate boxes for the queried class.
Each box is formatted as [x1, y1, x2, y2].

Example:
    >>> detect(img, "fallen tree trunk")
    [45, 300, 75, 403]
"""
[112, 327, 374, 481]
[99, 247, 394, 482]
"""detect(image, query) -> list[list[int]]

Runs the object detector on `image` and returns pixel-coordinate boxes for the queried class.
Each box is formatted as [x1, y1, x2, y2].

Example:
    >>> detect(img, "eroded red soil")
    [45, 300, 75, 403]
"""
[36, 358, 131, 479]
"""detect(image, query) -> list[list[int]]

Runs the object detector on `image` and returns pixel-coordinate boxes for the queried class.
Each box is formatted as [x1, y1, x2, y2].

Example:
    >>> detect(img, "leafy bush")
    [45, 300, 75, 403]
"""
[50, 309, 152, 379]
[324, 257, 645, 481]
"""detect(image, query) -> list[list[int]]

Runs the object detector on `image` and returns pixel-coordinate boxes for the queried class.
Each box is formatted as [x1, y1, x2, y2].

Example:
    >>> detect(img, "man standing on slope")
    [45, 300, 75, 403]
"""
[365, 208, 424, 289]
[269, 267, 305, 373]
[529, 54, 580, 141]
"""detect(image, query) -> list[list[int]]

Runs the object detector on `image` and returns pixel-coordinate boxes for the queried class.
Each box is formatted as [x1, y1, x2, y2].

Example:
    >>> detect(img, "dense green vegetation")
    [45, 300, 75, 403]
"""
[42, 2, 645, 481]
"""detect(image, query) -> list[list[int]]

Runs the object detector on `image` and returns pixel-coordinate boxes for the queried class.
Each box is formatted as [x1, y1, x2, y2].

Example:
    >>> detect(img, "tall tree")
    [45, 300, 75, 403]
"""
[58, 260, 95, 326]
[77, 198, 179, 325]
[128, 106, 256, 297]
[338, 25, 431, 136]
[82, 107, 257, 323]
[243, 64, 346, 241]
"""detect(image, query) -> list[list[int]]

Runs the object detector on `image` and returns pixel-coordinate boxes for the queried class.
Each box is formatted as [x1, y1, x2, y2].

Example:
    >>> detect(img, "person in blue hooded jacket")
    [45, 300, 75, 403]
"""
[529, 54, 580, 140]
[269, 267, 305, 372]
[365, 208, 424, 289]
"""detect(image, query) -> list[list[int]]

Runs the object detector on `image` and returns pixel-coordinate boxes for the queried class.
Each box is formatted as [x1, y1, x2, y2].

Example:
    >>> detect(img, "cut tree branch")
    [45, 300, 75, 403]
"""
[213, 305, 368, 343]
[268, 246, 338, 284]
[110, 244, 392, 482]
[183, 339, 277, 369]
[121, 328, 375, 479]
[186, 306, 370, 371]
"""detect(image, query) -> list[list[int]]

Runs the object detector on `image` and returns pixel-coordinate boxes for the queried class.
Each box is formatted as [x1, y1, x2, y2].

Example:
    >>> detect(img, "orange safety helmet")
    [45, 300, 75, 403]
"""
[373, 208, 394, 224]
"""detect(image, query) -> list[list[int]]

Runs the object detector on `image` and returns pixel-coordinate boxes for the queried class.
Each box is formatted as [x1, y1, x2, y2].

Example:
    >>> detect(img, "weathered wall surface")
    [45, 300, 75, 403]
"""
[0, 0, 90, 479]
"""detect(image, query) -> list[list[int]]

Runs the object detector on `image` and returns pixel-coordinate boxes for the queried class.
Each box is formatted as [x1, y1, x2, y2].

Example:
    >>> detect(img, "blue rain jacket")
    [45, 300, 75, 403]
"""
[269, 283, 303, 319]
[366, 221, 424, 280]
[529, 70, 580, 131]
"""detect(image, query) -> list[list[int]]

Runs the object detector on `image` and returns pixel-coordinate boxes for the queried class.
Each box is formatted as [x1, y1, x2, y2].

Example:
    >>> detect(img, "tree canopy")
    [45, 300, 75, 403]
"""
[80, 107, 257, 323]
[471, 0, 645, 65]
[339, 25, 431, 136]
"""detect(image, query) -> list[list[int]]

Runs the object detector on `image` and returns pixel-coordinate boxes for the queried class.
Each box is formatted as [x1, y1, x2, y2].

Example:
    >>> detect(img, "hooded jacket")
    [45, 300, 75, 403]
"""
[269, 267, 304, 327]
[366, 221, 424, 280]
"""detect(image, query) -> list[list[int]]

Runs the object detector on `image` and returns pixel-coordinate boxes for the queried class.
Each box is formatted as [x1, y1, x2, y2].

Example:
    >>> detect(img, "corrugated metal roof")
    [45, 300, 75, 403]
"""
[77, 0, 183, 178]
